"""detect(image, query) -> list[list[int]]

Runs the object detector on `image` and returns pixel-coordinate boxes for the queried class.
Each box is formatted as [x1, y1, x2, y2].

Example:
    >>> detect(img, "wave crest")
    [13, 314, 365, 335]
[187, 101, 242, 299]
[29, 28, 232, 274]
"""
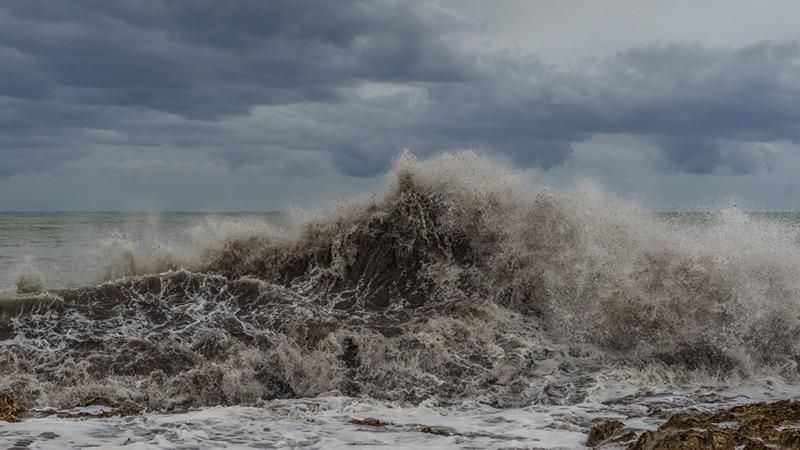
[3, 151, 800, 410]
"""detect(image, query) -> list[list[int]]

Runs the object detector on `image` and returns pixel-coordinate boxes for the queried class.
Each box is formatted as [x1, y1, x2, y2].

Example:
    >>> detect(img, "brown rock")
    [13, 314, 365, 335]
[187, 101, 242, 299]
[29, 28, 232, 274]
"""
[420, 426, 460, 436]
[113, 401, 143, 417]
[630, 427, 736, 450]
[778, 428, 800, 447]
[620, 400, 800, 450]
[629, 427, 736, 450]
[349, 417, 389, 427]
[660, 410, 733, 430]
[586, 419, 625, 447]
[0, 393, 25, 422]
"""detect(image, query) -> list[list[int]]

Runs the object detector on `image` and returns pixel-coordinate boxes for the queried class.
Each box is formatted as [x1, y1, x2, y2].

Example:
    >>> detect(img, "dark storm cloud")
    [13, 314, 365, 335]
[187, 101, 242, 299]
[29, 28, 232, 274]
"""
[1, 0, 800, 178]
[0, 0, 473, 117]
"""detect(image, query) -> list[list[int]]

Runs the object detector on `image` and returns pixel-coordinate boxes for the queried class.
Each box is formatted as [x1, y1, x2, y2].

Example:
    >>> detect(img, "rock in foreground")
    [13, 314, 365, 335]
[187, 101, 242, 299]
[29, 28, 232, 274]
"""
[586, 419, 635, 447]
[0, 393, 25, 422]
[589, 399, 800, 449]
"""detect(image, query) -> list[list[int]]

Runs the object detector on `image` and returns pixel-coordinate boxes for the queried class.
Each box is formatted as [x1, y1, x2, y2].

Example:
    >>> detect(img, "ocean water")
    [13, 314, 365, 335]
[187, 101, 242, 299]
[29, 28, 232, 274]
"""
[2, 151, 800, 448]
[0, 212, 284, 295]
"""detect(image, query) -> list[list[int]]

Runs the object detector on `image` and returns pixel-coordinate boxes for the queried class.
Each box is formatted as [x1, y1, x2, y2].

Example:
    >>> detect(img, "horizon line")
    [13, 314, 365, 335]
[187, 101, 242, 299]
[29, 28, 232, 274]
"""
[0, 210, 284, 214]
[1, 209, 800, 215]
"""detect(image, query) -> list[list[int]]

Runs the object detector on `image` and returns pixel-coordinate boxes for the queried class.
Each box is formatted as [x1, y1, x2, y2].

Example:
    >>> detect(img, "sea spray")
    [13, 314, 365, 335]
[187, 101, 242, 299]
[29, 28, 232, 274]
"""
[2, 151, 800, 412]
[13, 259, 44, 295]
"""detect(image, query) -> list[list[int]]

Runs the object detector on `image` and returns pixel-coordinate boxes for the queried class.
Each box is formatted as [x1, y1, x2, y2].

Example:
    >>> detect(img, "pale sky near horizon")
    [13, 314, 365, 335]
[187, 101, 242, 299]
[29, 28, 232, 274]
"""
[2, 0, 800, 211]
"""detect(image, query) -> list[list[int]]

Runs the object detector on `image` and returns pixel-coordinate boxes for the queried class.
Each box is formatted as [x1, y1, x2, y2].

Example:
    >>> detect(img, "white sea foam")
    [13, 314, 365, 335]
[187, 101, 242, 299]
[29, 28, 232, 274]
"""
[3, 381, 800, 450]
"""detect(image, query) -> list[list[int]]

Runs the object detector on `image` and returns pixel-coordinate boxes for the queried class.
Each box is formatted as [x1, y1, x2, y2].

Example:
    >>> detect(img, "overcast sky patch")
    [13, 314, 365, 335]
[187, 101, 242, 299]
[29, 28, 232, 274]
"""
[1, 0, 800, 210]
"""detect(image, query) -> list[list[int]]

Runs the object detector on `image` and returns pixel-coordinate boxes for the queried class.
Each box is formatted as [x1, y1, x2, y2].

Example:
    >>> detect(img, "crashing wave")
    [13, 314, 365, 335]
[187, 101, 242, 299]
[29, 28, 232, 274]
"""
[2, 151, 800, 411]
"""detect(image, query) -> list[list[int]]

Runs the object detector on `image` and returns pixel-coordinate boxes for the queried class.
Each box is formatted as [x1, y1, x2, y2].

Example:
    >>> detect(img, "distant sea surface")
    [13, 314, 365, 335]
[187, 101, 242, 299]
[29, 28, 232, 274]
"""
[0, 212, 283, 294]
[3, 211, 798, 295]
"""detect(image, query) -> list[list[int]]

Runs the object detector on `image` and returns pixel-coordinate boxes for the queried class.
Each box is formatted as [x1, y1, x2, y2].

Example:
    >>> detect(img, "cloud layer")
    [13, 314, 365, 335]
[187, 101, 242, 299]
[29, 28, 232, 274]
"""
[1, 0, 800, 208]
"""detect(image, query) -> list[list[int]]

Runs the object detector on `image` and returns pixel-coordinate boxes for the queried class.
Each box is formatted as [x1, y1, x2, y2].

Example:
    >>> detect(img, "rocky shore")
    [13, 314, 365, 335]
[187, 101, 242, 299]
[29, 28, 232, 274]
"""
[588, 399, 800, 449]
[0, 393, 24, 422]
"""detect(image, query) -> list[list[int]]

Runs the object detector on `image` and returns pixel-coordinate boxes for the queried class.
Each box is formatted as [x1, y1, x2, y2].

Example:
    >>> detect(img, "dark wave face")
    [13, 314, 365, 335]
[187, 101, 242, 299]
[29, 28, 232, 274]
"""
[2, 151, 800, 411]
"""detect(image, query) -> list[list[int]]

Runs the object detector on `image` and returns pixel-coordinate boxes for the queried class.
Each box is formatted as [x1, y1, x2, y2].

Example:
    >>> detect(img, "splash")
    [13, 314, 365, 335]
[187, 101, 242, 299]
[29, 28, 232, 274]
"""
[13, 261, 44, 295]
[2, 151, 800, 412]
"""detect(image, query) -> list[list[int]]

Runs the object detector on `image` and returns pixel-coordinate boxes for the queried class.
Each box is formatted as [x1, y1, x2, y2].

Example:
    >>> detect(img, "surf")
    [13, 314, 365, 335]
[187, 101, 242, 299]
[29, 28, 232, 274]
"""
[2, 151, 800, 414]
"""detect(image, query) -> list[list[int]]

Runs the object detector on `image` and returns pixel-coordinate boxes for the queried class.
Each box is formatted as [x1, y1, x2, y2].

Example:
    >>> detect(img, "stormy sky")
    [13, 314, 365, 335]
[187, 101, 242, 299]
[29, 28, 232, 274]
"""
[1, 0, 800, 211]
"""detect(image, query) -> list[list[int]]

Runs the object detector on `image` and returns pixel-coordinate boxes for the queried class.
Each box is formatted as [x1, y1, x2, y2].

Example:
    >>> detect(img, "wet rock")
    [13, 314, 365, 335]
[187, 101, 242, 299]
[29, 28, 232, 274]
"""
[10, 439, 33, 449]
[0, 393, 25, 422]
[113, 401, 143, 417]
[420, 425, 460, 436]
[631, 427, 735, 450]
[586, 419, 636, 447]
[625, 399, 800, 450]
[349, 417, 389, 427]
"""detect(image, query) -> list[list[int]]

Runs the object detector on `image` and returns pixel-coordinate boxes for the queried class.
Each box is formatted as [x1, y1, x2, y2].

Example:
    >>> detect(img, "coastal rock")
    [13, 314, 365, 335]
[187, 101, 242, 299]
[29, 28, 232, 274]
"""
[420, 425, 460, 436]
[625, 400, 800, 449]
[586, 419, 635, 447]
[349, 417, 389, 427]
[0, 393, 25, 422]
[630, 427, 735, 450]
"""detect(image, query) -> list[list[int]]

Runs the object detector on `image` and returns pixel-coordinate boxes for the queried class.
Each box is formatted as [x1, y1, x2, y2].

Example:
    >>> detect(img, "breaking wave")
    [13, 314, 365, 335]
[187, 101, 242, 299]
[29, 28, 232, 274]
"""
[2, 151, 800, 411]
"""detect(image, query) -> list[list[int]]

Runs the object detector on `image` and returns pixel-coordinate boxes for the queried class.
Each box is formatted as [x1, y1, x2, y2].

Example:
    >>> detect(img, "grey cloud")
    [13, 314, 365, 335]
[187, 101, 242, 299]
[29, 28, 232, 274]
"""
[0, 138, 88, 177]
[0, 0, 473, 117]
[653, 137, 777, 175]
[1, 0, 800, 180]
[656, 138, 725, 174]
[263, 40, 800, 176]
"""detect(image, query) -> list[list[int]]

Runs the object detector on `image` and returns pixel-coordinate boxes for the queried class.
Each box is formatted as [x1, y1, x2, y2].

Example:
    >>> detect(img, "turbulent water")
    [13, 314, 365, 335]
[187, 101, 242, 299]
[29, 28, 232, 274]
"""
[2, 151, 800, 448]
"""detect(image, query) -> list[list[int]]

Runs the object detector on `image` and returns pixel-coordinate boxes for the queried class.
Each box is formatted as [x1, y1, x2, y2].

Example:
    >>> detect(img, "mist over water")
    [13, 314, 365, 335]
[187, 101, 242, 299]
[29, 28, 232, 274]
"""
[3, 151, 800, 448]
[0, 212, 284, 294]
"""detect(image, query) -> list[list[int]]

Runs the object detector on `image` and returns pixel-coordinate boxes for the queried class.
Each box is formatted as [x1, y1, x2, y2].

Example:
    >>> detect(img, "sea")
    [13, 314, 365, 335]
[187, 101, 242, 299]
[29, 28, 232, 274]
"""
[2, 152, 800, 449]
